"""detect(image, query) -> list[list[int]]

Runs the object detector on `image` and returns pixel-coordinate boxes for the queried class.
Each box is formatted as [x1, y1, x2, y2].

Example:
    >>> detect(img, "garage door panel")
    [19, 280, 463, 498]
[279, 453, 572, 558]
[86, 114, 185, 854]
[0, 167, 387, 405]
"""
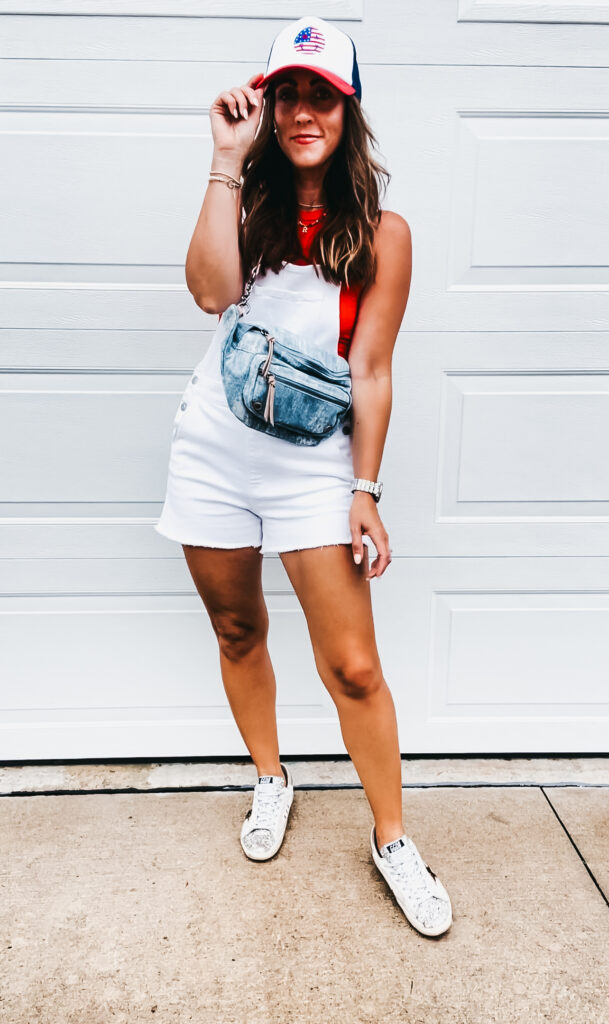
[442, 373, 609, 508]
[429, 591, 609, 712]
[458, 0, 609, 24]
[0, 0, 362, 15]
[378, 67, 609, 332]
[1, 372, 186, 505]
[0, 522, 188, 558]
[0, 585, 340, 760]
[372, 558, 609, 754]
[386, 332, 609, 557]
[0, 328, 210, 372]
[1, 548, 294, 591]
[7, 556, 607, 760]
[0, 286, 206, 331]
[1, 3, 608, 67]
[1, 113, 207, 268]
[450, 113, 609, 287]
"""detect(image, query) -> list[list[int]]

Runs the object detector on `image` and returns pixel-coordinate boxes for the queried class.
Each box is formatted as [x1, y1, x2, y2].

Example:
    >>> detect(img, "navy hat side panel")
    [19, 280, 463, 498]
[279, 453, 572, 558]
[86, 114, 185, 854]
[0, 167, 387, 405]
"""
[350, 39, 362, 101]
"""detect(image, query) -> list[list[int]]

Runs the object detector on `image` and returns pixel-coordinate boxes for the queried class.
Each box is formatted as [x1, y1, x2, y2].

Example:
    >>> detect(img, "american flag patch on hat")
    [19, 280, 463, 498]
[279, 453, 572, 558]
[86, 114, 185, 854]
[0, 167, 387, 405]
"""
[294, 26, 326, 53]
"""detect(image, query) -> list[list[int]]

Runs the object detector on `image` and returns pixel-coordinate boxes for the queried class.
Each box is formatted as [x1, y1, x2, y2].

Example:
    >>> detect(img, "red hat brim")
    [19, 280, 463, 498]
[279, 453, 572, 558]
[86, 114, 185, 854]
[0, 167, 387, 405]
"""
[253, 65, 356, 96]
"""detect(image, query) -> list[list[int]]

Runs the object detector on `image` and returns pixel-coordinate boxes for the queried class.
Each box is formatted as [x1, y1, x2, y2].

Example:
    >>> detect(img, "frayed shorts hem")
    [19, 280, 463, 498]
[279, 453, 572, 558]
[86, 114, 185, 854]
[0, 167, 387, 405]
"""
[153, 521, 262, 549]
[262, 535, 352, 556]
[153, 520, 372, 556]
[262, 532, 373, 556]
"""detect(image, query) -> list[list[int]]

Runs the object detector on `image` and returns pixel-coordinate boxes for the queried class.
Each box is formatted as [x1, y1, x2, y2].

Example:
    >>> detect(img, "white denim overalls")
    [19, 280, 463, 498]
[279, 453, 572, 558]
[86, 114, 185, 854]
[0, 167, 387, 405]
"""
[154, 260, 371, 555]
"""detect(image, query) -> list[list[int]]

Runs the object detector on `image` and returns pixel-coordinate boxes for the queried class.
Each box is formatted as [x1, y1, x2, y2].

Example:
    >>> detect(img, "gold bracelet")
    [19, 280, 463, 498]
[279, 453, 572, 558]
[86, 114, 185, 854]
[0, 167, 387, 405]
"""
[209, 171, 243, 190]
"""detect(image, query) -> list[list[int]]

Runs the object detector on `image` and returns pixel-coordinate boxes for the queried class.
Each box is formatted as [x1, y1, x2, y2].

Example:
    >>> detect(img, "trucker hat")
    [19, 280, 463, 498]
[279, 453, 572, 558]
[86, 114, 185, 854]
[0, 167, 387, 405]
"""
[254, 16, 362, 101]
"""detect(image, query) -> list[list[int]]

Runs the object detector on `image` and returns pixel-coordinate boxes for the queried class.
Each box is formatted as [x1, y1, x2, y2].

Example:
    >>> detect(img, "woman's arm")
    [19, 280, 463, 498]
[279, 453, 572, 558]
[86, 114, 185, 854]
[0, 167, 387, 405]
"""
[185, 75, 264, 313]
[346, 209, 412, 578]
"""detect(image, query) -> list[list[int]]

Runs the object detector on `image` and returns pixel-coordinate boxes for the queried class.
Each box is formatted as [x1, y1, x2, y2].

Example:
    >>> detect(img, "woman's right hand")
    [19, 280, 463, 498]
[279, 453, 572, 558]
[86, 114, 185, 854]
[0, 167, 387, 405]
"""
[210, 73, 265, 158]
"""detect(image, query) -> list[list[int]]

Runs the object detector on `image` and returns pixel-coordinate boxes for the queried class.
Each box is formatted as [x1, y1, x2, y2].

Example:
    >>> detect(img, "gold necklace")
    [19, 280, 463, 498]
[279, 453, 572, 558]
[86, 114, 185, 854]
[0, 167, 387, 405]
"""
[297, 210, 327, 233]
[298, 200, 327, 209]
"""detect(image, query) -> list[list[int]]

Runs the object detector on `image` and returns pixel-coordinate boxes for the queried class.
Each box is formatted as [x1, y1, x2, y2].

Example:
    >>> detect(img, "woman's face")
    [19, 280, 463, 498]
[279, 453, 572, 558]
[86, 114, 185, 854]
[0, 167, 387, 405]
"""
[272, 68, 345, 170]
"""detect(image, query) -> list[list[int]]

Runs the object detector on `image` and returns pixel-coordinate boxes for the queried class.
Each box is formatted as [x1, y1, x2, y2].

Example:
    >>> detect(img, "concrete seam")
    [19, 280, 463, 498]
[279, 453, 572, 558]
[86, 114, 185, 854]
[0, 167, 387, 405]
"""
[540, 785, 609, 910]
[2, 781, 609, 798]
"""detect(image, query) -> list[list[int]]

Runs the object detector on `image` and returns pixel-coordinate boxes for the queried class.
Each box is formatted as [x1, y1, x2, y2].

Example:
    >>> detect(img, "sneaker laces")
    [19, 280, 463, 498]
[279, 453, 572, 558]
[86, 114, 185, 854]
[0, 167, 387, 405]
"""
[381, 837, 450, 929]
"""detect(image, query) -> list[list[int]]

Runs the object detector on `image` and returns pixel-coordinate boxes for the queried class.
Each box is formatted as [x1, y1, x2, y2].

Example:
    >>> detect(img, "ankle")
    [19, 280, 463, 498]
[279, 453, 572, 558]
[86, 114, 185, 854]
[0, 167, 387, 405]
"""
[375, 824, 406, 850]
[256, 762, 284, 781]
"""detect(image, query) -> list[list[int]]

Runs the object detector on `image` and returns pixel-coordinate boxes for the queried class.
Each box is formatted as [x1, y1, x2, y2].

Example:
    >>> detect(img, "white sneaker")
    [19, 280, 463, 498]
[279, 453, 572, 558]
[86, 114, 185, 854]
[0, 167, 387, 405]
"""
[370, 825, 453, 936]
[240, 762, 294, 861]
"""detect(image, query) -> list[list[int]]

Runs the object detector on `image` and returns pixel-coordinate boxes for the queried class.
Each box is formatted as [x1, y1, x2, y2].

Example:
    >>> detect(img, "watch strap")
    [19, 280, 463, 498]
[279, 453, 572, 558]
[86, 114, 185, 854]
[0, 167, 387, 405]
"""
[351, 478, 382, 502]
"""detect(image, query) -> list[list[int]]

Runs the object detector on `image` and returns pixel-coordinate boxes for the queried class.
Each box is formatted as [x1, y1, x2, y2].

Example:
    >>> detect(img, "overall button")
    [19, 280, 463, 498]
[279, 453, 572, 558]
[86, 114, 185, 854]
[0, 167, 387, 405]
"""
[180, 401, 187, 411]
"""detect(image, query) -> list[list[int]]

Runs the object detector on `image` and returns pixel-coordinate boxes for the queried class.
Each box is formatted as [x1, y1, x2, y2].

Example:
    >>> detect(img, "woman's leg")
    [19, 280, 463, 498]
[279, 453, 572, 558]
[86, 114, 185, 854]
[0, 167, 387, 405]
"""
[279, 543, 404, 849]
[182, 544, 283, 778]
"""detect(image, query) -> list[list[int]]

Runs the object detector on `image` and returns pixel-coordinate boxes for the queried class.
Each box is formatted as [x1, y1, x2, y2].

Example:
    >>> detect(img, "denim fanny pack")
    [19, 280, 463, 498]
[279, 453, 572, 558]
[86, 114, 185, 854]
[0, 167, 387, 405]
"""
[220, 256, 352, 446]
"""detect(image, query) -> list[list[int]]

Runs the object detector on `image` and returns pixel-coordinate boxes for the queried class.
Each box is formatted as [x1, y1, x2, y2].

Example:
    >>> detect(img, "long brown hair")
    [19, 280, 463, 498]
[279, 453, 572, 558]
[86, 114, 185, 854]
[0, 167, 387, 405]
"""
[239, 90, 390, 290]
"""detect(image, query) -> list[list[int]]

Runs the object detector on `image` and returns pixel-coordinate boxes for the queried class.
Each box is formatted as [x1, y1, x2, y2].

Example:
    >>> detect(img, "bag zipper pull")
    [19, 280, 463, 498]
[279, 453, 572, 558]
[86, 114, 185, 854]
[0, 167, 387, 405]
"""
[263, 374, 275, 425]
[259, 334, 275, 378]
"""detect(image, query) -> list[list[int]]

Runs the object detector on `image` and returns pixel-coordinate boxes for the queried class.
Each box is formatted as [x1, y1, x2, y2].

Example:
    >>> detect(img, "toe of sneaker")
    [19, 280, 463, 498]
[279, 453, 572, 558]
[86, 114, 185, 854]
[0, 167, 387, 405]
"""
[241, 827, 273, 848]
[419, 900, 452, 934]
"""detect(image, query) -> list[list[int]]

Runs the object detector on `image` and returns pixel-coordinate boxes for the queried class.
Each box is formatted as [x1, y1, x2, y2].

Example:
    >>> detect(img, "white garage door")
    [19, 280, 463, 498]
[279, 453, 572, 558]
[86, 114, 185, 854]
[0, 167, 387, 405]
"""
[1, 2, 608, 759]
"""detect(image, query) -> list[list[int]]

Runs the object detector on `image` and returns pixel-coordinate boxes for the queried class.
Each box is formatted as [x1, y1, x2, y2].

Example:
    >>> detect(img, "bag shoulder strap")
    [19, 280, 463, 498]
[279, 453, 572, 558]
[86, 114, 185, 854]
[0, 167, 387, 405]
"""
[237, 255, 263, 316]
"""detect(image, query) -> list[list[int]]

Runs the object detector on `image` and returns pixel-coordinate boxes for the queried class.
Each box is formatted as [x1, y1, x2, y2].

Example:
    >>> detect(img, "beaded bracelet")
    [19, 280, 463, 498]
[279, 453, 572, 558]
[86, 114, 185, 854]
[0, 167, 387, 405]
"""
[208, 171, 243, 190]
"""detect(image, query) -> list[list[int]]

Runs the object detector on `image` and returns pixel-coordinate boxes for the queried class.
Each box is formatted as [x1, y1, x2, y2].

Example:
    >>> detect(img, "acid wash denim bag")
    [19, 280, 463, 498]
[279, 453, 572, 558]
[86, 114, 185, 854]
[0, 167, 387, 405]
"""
[220, 256, 353, 447]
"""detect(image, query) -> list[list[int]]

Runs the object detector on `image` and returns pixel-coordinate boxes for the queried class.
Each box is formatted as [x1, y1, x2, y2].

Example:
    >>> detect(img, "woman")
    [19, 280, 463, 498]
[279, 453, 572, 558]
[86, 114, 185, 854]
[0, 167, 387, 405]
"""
[155, 16, 452, 937]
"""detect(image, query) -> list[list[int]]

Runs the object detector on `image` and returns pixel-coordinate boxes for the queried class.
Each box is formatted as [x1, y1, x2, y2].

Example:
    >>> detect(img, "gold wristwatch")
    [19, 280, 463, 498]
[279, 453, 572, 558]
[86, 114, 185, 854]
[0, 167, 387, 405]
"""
[351, 478, 383, 503]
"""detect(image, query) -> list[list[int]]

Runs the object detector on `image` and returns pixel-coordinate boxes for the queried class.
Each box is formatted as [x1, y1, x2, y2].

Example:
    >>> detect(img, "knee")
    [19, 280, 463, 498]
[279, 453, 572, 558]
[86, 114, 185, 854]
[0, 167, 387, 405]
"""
[329, 657, 384, 700]
[212, 611, 267, 662]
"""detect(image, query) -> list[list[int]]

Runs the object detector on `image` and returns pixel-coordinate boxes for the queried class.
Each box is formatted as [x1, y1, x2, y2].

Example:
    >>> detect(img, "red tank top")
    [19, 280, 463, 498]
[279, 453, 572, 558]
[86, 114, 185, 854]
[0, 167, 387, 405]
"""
[294, 206, 364, 359]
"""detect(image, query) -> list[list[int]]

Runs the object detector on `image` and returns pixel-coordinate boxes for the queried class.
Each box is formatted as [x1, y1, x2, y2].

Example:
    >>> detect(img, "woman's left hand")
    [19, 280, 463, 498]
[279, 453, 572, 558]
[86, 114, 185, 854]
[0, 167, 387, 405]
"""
[349, 492, 392, 579]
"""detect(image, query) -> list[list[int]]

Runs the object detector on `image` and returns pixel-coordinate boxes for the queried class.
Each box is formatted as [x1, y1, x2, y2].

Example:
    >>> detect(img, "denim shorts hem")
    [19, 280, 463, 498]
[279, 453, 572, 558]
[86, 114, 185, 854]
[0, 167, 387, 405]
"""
[153, 521, 262, 549]
[260, 530, 372, 556]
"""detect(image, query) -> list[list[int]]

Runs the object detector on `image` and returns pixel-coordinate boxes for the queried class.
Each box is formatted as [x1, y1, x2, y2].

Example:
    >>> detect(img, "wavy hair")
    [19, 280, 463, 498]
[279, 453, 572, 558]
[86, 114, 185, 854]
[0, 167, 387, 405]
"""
[238, 90, 390, 291]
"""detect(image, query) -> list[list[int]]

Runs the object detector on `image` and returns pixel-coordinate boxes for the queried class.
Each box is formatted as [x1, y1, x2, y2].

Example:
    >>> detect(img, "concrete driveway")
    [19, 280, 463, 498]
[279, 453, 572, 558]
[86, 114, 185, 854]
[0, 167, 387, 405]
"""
[1, 758, 608, 1023]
